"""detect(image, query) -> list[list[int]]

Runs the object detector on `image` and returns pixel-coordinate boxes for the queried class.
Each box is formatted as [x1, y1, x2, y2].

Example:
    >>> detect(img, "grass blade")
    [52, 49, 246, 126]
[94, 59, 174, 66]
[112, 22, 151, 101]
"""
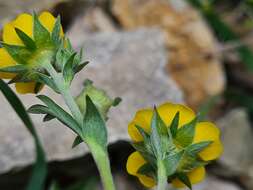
[0, 79, 47, 190]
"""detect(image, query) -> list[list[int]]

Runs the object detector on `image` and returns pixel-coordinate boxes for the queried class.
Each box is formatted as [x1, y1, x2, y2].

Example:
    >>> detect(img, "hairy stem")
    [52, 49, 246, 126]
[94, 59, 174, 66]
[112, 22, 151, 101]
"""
[44, 63, 83, 126]
[44, 63, 116, 190]
[88, 140, 116, 190]
[157, 159, 167, 190]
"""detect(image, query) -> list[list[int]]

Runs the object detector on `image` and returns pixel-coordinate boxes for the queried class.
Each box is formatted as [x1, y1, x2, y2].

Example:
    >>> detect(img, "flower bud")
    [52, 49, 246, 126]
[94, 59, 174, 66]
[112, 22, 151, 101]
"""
[75, 79, 121, 120]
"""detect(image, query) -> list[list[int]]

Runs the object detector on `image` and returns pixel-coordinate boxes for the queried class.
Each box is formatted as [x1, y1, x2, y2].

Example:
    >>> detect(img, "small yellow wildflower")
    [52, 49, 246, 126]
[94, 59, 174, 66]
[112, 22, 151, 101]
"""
[126, 102, 223, 188]
[0, 12, 63, 94]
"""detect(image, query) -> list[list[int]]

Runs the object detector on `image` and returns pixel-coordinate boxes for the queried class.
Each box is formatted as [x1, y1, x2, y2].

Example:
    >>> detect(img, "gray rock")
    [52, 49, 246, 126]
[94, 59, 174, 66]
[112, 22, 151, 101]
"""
[193, 176, 242, 190]
[0, 0, 64, 27]
[217, 108, 253, 189]
[218, 109, 253, 173]
[0, 28, 184, 173]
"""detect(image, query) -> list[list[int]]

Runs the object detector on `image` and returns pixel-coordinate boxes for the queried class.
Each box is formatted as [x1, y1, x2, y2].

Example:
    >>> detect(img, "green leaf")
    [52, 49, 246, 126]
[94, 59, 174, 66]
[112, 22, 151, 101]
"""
[43, 114, 55, 122]
[175, 117, 198, 147]
[63, 53, 76, 85]
[0, 64, 28, 73]
[15, 28, 36, 50]
[164, 151, 184, 176]
[186, 141, 212, 155]
[82, 95, 107, 148]
[0, 79, 47, 190]
[33, 13, 51, 47]
[28, 104, 51, 114]
[1, 43, 31, 64]
[72, 136, 83, 148]
[51, 16, 61, 45]
[170, 111, 180, 137]
[177, 173, 192, 190]
[36, 95, 81, 134]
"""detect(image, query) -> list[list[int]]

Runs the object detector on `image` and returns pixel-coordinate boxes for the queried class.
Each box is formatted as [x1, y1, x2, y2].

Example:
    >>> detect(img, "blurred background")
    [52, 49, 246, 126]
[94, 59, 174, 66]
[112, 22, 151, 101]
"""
[0, 0, 253, 189]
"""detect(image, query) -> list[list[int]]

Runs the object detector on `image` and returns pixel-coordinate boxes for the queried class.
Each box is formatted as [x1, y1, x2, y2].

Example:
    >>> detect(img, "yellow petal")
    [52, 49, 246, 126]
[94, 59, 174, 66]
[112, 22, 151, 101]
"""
[137, 174, 156, 188]
[3, 13, 33, 45]
[0, 48, 16, 79]
[157, 102, 196, 127]
[39, 11, 64, 36]
[128, 108, 153, 142]
[126, 151, 155, 188]
[15, 82, 37, 94]
[126, 151, 147, 175]
[172, 166, 206, 188]
[193, 122, 223, 161]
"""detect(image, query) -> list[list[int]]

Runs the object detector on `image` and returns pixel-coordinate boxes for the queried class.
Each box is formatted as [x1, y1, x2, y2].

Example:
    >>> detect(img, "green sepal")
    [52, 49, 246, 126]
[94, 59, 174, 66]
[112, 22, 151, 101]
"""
[177, 173, 192, 190]
[14, 28, 36, 50]
[135, 125, 150, 143]
[34, 82, 43, 94]
[73, 61, 89, 74]
[137, 163, 155, 178]
[135, 125, 154, 154]
[72, 136, 83, 148]
[150, 107, 173, 159]
[164, 151, 184, 176]
[112, 97, 122, 107]
[175, 116, 198, 147]
[63, 53, 76, 85]
[33, 12, 51, 48]
[65, 38, 74, 52]
[36, 72, 59, 93]
[51, 16, 61, 45]
[55, 42, 73, 71]
[82, 96, 107, 149]
[0, 65, 28, 73]
[170, 111, 180, 137]
[186, 141, 212, 156]
[43, 114, 55, 122]
[8, 73, 30, 84]
[177, 152, 207, 173]
[1, 43, 31, 64]
[150, 107, 163, 158]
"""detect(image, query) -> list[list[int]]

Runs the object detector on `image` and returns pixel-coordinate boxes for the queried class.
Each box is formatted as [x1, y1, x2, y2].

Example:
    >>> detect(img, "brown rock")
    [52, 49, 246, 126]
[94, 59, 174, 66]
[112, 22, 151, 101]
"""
[112, 0, 226, 109]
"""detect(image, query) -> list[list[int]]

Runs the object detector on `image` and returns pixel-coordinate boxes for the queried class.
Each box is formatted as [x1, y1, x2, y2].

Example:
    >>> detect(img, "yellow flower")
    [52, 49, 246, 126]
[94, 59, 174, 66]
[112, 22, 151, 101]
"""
[0, 12, 64, 94]
[126, 102, 223, 188]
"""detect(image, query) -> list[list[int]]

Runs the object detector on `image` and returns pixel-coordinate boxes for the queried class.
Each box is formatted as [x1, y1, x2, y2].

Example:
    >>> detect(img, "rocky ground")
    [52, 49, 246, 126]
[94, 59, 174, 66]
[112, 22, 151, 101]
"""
[0, 0, 252, 190]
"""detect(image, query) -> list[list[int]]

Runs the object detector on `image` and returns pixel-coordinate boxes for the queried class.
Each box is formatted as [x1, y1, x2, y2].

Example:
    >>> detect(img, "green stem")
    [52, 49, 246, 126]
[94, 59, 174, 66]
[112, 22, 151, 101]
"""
[44, 63, 116, 190]
[157, 160, 167, 190]
[44, 63, 83, 126]
[88, 140, 116, 190]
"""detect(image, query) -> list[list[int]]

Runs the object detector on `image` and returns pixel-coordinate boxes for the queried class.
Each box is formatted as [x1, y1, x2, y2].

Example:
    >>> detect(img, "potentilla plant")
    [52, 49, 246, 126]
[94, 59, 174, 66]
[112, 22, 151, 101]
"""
[0, 11, 223, 190]
[0, 11, 120, 190]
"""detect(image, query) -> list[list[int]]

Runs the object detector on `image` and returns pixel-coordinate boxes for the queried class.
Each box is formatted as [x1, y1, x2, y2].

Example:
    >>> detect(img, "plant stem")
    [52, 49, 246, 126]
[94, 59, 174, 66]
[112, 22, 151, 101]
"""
[157, 159, 167, 190]
[44, 63, 83, 126]
[88, 140, 116, 190]
[44, 63, 116, 190]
